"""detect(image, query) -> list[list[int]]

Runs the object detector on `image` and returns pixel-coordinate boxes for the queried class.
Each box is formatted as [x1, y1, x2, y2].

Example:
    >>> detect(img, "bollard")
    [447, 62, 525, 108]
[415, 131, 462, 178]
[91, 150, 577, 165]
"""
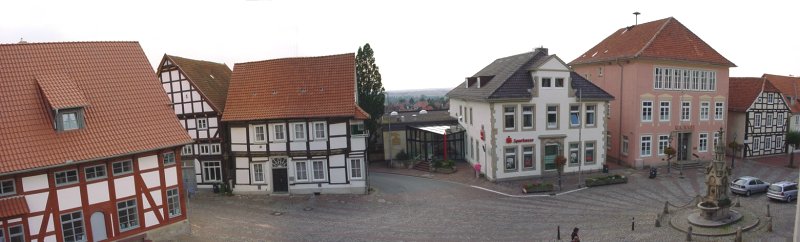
[631, 217, 635, 231]
[686, 226, 693, 241]
[767, 217, 773, 232]
[734, 197, 740, 207]
[557, 225, 561, 240]
[663, 201, 669, 214]
[655, 213, 661, 227]
[766, 204, 771, 217]
[734, 226, 742, 242]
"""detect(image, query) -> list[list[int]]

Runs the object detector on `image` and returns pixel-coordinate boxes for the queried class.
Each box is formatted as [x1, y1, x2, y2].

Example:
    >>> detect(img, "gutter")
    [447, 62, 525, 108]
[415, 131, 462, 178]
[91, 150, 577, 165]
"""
[616, 58, 624, 165]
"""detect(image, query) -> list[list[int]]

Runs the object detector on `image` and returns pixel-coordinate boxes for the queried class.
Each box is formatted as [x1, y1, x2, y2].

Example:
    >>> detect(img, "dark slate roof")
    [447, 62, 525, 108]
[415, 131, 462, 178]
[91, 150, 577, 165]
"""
[570, 72, 614, 100]
[447, 49, 548, 101]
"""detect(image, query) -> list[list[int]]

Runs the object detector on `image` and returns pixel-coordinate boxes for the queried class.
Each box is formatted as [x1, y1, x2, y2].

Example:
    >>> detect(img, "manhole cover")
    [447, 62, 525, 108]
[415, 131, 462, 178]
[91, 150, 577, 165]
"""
[271, 212, 283, 216]
[303, 207, 314, 211]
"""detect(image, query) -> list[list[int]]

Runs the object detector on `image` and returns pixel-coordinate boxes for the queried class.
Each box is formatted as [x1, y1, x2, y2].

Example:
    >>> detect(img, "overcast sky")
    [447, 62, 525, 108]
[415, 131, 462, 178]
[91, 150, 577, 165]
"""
[2, 0, 797, 91]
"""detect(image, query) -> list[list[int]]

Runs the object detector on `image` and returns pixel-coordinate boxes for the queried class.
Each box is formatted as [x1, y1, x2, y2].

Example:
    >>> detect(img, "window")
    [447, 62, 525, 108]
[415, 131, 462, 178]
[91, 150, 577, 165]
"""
[754, 137, 761, 150]
[253, 125, 266, 142]
[0, 179, 15, 196]
[699, 133, 708, 152]
[542, 77, 552, 88]
[503, 106, 516, 130]
[692, 70, 699, 90]
[8, 225, 24, 242]
[210, 144, 221, 154]
[522, 146, 534, 169]
[504, 147, 517, 171]
[664, 68, 672, 89]
[521, 105, 534, 129]
[555, 78, 564, 87]
[767, 113, 774, 127]
[61, 211, 85, 242]
[112, 160, 132, 175]
[641, 101, 653, 121]
[273, 124, 286, 141]
[84, 165, 106, 181]
[682, 70, 691, 89]
[755, 113, 762, 127]
[622, 136, 629, 155]
[640, 136, 652, 157]
[199, 144, 210, 155]
[681, 101, 691, 121]
[253, 163, 265, 183]
[700, 102, 710, 120]
[778, 113, 784, 127]
[659, 101, 670, 121]
[312, 161, 325, 181]
[654, 67, 716, 91]
[55, 170, 79, 186]
[469, 107, 473, 125]
[295, 161, 308, 181]
[163, 152, 176, 165]
[570, 105, 581, 127]
[117, 199, 139, 232]
[167, 188, 181, 217]
[584, 142, 595, 163]
[350, 123, 367, 135]
[293, 123, 307, 140]
[202, 161, 221, 182]
[313, 122, 326, 140]
[765, 136, 772, 149]
[768, 93, 775, 104]
[713, 132, 720, 151]
[607, 134, 612, 150]
[777, 135, 784, 149]
[569, 143, 580, 165]
[182, 145, 193, 155]
[654, 68, 663, 89]
[547, 105, 558, 129]
[585, 105, 596, 127]
[350, 158, 363, 179]
[598, 66, 604, 77]
[62, 112, 79, 131]
[714, 102, 724, 120]
[658, 135, 669, 156]
[197, 118, 208, 130]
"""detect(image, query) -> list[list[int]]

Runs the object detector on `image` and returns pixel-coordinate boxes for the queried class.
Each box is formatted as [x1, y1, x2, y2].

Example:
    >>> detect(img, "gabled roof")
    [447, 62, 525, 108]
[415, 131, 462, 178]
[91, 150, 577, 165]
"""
[570, 17, 735, 67]
[447, 49, 547, 101]
[221, 53, 369, 122]
[570, 72, 615, 100]
[763, 74, 800, 113]
[161, 55, 232, 112]
[728, 77, 782, 112]
[0, 42, 192, 174]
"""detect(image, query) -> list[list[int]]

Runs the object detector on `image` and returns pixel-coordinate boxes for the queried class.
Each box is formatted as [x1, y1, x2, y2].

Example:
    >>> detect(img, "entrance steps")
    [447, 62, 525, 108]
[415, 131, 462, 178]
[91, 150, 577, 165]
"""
[670, 160, 707, 170]
[413, 160, 431, 172]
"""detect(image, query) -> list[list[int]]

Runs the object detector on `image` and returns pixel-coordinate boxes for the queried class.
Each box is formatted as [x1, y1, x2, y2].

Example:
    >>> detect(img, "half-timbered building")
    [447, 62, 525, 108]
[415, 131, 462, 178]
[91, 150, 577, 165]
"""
[728, 77, 791, 157]
[156, 55, 232, 190]
[222, 53, 370, 194]
[0, 42, 193, 242]
[763, 74, 800, 132]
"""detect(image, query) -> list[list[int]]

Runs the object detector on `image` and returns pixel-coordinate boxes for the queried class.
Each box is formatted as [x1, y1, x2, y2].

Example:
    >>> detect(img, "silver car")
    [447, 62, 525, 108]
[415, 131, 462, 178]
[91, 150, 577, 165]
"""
[729, 176, 769, 196]
[767, 181, 798, 202]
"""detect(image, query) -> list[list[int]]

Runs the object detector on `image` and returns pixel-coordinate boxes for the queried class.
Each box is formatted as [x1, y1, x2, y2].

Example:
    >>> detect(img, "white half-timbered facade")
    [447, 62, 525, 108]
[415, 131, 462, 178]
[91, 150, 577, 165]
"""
[222, 53, 370, 194]
[156, 55, 231, 190]
[728, 77, 791, 157]
[0, 42, 193, 242]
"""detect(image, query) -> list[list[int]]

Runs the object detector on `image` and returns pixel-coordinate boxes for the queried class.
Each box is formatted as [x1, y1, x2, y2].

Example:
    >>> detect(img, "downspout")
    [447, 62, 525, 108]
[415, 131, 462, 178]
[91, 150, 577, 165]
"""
[616, 59, 624, 165]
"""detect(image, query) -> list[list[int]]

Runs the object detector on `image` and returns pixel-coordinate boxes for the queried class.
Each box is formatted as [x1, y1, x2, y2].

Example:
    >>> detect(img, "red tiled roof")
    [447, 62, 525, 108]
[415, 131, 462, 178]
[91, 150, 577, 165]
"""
[0, 196, 29, 218]
[162, 55, 232, 112]
[570, 17, 735, 67]
[728, 77, 766, 112]
[0, 42, 193, 174]
[222, 53, 369, 121]
[763, 74, 800, 113]
[36, 73, 89, 109]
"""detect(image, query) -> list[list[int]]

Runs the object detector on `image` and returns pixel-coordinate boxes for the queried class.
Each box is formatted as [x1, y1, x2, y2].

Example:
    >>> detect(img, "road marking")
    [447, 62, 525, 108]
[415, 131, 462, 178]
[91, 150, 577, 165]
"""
[470, 185, 588, 198]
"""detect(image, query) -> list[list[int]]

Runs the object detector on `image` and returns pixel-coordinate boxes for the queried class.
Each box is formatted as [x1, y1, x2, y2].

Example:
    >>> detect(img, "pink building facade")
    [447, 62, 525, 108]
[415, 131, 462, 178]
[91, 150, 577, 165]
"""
[570, 17, 735, 168]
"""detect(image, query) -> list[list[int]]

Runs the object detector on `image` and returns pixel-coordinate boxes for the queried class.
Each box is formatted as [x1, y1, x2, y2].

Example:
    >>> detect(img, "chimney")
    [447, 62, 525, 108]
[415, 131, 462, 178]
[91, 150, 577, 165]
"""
[534, 46, 548, 55]
[465, 77, 469, 88]
[477, 76, 482, 88]
[18, 37, 28, 44]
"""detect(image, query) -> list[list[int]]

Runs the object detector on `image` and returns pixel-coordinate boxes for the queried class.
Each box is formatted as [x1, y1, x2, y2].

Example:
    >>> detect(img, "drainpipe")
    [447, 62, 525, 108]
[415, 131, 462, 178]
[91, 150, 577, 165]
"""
[616, 59, 624, 165]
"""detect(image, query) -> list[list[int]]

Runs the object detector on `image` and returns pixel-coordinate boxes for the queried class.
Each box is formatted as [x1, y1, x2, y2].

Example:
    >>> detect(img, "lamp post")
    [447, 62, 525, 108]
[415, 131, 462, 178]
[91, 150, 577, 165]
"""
[388, 111, 398, 168]
[730, 132, 737, 169]
[575, 89, 583, 187]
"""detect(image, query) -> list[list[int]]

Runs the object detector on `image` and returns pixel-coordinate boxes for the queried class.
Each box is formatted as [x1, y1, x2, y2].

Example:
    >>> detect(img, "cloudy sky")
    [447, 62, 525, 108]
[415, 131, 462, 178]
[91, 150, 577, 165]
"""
[2, 0, 797, 90]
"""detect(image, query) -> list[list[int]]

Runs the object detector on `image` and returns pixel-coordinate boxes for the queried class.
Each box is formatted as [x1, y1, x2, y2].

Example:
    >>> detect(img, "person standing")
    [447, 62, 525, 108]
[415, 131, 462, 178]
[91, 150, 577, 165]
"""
[571, 227, 580, 242]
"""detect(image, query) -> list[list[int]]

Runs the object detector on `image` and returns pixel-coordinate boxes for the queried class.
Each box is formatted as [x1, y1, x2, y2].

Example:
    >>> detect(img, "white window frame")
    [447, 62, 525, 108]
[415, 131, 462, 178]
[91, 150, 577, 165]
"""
[659, 101, 671, 122]
[61, 112, 79, 131]
[658, 135, 669, 156]
[568, 142, 580, 165]
[253, 124, 266, 143]
[503, 106, 516, 130]
[700, 102, 710, 120]
[349, 158, 364, 180]
[112, 160, 133, 175]
[210, 144, 221, 154]
[163, 152, 176, 165]
[569, 104, 581, 127]
[84, 165, 107, 181]
[546, 105, 558, 129]
[778, 113, 784, 127]
[641, 101, 653, 122]
[640, 135, 652, 157]
[292, 122, 307, 141]
[555, 78, 565, 88]
[60, 211, 86, 242]
[0, 179, 15, 197]
[311, 160, 326, 181]
[167, 188, 181, 218]
[504, 147, 517, 171]
[754, 137, 761, 150]
[541, 77, 552, 88]
[767, 113, 774, 127]
[584, 141, 596, 164]
[714, 102, 724, 120]
[522, 145, 535, 169]
[8, 224, 24, 242]
[585, 104, 596, 127]
[202, 161, 222, 182]
[117, 199, 139, 232]
[713, 132, 720, 152]
[768, 93, 775, 104]
[622, 136, 629, 155]
[654, 67, 716, 91]
[197, 118, 208, 130]
[699, 133, 708, 152]
[182, 144, 193, 155]
[755, 113, 762, 127]
[521, 105, 534, 129]
[312, 122, 327, 140]
[295, 161, 308, 182]
[252, 163, 266, 184]
[272, 123, 286, 141]
[55, 169, 79, 186]
[199, 144, 210, 155]
[681, 101, 691, 121]
[777, 135, 784, 149]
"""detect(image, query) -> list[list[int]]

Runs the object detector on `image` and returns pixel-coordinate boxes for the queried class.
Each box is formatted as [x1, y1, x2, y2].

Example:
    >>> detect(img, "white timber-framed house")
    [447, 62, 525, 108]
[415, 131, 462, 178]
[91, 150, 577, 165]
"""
[727, 77, 791, 157]
[222, 53, 371, 194]
[447, 47, 614, 181]
[763, 74, 800, 133]
[156, 55, 232, 190]
[0, 42, 193, 242]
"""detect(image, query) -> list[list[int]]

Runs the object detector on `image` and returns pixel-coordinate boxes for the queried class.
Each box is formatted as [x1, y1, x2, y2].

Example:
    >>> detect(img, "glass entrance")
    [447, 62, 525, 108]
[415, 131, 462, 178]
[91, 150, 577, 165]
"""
[677, 133, 691, 161]
[544, 144, 559, 170]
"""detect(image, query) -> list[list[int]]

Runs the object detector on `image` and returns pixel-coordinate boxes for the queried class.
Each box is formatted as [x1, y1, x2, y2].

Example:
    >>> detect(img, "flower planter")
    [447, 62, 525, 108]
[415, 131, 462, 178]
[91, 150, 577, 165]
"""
[585, 175, 628, 187]
[433, 167, 457, 174]
[522, 183, 554, 193]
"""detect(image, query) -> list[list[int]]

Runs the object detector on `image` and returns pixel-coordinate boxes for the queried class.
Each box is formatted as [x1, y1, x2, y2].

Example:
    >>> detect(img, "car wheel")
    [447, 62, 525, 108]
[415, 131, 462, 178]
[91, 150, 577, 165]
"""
[790, 196, 795, 203]
[746, 190, 751, 197]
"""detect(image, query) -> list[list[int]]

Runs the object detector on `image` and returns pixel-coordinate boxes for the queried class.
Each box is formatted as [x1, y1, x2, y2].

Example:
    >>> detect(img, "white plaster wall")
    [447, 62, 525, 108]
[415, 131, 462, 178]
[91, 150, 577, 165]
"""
[269, 143, 286, 151]
[236, 170, 250, 184]
[194, 159, 201, 174]
[450, 99, 492, 178]
[142, 171, 161, 188]
[44, 235, 56, 242]
[329, 168, 346, 183]
[138, 155, 158, 171]
[351, 137, 366, 151]
[290, 142, 306, 151]
[26, 192, 48, 212]
[236, 157, 249, 168]
[145, 211, 158, 227]
[115, 176, 135, 198]
[22, 174, 48, 192]
[56, 186, 81, 210]
[329, 154, 345, 167]
[330, 123, 346, 136]
[209, 117, 218, 127]
[28, 215, 43, 235]
[249, 144, 267, 152]
[151, 190, 163, 206]
[330, 137, 347, 149]
[199, 130, 208, 139]
[142, 194, 150, 209]
[231, 127, 247, 143]
[310, 141, 326, 150]
[87, 181, 110, 204]
[165, 167, 178, 187]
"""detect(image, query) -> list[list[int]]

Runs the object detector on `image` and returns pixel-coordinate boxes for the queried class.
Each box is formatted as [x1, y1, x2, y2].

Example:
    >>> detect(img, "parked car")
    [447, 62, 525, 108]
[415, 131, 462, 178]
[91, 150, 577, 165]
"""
[729, 176, 770, 196]
[767, 181, 798, 202]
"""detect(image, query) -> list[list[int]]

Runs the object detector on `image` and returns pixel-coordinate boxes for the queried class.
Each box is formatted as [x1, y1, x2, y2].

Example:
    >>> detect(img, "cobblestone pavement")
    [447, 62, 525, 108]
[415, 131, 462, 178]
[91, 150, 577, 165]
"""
[177, 158, 797, 242]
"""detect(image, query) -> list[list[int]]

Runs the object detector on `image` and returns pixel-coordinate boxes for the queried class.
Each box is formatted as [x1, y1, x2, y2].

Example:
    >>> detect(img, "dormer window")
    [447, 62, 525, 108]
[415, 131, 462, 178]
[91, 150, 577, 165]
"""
[56, 108, 85, 131]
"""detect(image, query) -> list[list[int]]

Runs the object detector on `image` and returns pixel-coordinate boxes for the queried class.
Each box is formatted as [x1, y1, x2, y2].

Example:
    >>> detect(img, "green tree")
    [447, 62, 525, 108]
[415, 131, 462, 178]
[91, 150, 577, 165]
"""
[785, 131, 800, 168]
[356, 43, 386, 152]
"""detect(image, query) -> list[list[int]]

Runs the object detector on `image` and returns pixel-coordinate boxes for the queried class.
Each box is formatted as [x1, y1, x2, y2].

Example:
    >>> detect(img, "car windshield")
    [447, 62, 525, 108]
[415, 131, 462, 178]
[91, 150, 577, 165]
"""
[769, 185, 782, 192]
[733, 179, 748, 186]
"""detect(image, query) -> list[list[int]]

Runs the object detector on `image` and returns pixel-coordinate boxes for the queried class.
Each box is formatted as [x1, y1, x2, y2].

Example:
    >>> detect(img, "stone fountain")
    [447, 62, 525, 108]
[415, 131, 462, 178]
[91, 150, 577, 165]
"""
[687, 128, 742, 227]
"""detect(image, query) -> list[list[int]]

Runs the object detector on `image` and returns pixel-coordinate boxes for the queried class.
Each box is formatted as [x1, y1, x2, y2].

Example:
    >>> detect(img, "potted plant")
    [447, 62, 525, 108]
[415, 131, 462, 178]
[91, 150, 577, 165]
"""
[522, 182, 554, 193]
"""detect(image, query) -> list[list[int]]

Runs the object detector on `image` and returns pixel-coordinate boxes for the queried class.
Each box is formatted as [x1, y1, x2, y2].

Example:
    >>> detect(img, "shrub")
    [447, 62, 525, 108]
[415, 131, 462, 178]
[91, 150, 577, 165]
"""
[395, 150, 409, 160]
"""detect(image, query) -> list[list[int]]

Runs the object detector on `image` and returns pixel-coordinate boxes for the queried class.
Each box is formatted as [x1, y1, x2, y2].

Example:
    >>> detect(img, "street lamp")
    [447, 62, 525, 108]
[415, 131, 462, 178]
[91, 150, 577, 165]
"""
[388, 111, 398, 168]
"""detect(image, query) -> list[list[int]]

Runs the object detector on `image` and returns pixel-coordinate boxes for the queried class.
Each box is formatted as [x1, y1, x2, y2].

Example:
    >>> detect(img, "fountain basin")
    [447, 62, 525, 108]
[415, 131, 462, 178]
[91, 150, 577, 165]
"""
[687, 203, 743, 227]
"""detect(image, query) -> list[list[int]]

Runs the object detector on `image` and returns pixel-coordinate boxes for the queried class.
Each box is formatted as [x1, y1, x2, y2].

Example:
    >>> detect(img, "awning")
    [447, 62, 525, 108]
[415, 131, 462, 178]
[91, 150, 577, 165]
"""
[0, 195, 30, 218]
[412, 125, 451, 135]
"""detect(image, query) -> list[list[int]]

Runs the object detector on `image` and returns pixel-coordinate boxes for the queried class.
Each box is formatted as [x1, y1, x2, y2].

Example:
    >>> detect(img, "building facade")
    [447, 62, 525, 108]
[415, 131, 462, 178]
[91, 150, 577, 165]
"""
[570, 17, 735, 168]
[763, 74, 800, 132]
[728, 77, 791, 157]
[221, 54, 371, 194]
[0, 42, 192, 242]
[156, 55, 232, 190]
[447, 48, 613, 181]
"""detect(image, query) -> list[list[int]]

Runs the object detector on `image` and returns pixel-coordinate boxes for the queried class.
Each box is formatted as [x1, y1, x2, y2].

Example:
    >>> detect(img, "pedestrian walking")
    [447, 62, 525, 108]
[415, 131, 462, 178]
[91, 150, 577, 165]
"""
[571, 227, 580, 242]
